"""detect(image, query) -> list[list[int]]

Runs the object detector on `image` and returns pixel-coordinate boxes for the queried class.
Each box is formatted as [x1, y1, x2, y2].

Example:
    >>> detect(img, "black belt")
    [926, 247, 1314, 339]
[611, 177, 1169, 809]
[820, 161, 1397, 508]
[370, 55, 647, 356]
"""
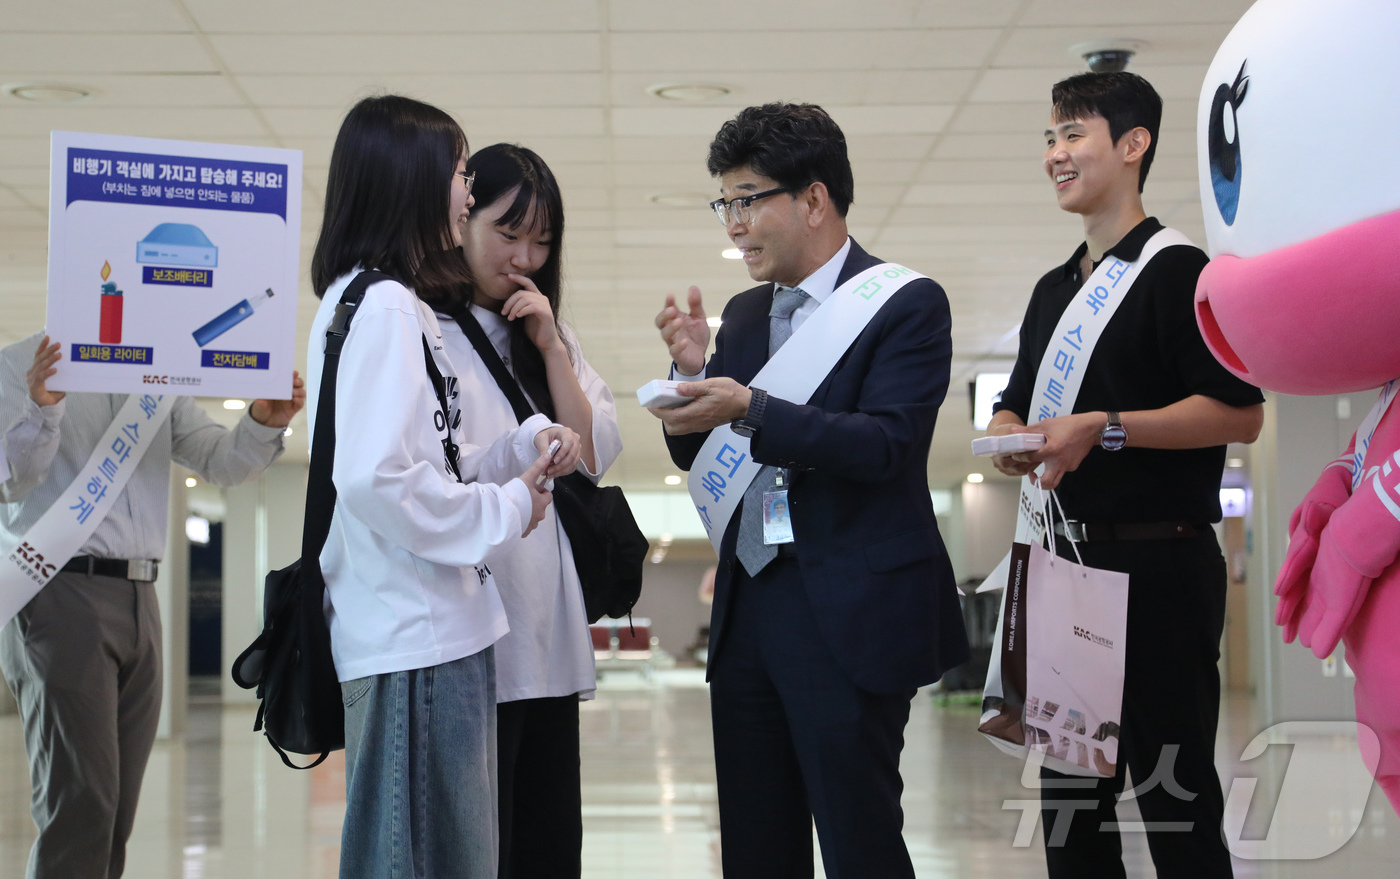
[1053, 521, 1204, 542]
[61, 556, 160, 582]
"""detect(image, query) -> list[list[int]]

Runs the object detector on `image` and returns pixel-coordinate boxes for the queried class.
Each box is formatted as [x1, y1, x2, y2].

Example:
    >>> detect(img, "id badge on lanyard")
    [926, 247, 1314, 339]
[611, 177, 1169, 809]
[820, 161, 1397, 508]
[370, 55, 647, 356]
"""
[762, 469, 794, 545]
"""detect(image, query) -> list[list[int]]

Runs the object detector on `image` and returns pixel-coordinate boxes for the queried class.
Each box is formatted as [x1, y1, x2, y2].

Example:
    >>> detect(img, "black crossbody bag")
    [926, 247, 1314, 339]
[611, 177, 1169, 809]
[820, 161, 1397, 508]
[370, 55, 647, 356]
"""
[450, 307, 647, 622]
[232, 270, 462, 768]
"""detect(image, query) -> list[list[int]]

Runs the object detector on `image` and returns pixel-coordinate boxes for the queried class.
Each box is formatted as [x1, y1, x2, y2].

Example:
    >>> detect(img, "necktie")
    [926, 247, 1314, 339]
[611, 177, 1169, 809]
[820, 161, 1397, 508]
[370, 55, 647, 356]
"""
[735, 286, 809, 577]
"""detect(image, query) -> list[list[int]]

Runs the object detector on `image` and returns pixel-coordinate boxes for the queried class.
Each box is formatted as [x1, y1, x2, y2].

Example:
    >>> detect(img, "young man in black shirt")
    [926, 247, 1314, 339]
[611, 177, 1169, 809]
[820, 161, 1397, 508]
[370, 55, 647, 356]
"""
[989, 72, 1264, 878]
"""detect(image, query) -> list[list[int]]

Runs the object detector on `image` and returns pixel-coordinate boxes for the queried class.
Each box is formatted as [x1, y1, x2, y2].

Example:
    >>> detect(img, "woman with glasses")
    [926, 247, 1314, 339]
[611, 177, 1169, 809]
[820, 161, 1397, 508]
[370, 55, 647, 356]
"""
[306, 99, 580, 878]
[437, 143, 622, 879]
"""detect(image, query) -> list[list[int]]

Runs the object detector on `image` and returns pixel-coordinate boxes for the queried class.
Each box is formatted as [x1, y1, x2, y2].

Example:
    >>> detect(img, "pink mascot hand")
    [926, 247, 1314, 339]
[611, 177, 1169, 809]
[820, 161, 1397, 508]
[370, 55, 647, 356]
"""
[1275, 465, 1353, 641]
[1295, 523, 1375, 659]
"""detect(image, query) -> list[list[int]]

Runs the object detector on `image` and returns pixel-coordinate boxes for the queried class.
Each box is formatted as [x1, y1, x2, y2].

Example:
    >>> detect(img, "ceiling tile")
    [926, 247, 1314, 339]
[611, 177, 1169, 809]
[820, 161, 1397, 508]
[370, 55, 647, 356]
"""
[0, 34, 216, 75]
[185, 0, 601, 33]
[610, 30, 1000, 72]
[208, 33, 601, 75]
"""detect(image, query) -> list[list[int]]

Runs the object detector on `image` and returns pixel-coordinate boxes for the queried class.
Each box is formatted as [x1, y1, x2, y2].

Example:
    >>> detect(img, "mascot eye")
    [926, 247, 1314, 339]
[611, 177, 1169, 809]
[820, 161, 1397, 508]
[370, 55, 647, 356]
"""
[1208, 61, 1250, 225]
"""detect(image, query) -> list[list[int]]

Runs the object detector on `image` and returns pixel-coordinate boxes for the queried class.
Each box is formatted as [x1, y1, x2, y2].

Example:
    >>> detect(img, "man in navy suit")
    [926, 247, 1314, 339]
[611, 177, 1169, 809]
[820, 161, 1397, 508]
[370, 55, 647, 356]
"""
[651, 103, 970, 878]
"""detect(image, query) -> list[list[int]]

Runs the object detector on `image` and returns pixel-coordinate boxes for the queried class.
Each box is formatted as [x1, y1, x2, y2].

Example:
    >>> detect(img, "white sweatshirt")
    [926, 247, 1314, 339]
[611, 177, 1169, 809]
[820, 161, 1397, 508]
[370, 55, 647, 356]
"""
[307, 273, 551, 681]
[439, 306, 623, 702]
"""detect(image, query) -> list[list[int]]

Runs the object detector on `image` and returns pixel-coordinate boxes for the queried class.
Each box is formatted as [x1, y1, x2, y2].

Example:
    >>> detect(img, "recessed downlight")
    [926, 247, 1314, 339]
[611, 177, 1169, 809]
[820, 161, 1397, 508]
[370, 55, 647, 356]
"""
[646, 83, 732, 102]
[721, 248, 743, 260]
[7, 83, 92, 103]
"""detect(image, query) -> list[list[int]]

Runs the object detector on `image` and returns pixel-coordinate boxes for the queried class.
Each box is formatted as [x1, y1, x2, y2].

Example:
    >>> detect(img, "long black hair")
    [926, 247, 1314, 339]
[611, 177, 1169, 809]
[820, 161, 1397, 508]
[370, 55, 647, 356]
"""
[461, 143, 568, 420]
[311, 94, 474, 306]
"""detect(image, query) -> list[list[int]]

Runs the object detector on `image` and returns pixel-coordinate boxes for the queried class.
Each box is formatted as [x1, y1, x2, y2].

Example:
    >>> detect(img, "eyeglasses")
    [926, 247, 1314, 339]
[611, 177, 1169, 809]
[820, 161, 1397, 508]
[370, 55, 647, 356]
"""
[454, 171, 475, 197]
[709, 187, 789, 226]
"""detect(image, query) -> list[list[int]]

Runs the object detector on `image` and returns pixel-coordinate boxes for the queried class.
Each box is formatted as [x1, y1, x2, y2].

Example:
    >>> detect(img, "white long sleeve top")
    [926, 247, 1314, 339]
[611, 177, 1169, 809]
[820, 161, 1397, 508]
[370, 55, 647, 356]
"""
[307, 273, 552, 681]
[439, 305, 622, 703]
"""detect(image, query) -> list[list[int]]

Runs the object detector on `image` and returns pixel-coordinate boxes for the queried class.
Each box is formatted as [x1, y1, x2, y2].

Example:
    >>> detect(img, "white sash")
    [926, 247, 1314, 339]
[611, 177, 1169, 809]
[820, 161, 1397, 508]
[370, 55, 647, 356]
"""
[980, 228, 1194, 592]
[1, 393, 176, 624]
[687, 263, 927, 554]
[1353, 379, 1398, 491]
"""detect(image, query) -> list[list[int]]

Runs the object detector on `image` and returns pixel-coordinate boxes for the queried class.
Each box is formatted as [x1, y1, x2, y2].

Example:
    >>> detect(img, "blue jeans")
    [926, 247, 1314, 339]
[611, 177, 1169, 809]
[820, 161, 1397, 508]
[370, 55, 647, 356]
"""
[340, 648, 498, 879]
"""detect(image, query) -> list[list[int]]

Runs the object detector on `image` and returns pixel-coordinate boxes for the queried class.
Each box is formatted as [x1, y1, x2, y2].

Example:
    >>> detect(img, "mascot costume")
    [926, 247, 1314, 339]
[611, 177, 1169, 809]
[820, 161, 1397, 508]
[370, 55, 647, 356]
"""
[1194, 0, 1400, 812]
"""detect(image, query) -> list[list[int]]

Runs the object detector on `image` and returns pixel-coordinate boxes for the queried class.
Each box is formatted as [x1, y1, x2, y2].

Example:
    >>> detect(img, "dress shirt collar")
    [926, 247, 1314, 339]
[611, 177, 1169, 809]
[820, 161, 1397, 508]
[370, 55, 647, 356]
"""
[778, 236, 852, 303]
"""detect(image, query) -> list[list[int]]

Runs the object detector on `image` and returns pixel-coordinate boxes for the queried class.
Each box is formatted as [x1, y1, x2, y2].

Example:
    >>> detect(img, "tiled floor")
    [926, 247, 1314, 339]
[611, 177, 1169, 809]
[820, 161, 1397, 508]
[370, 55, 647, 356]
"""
[0, 670, 1395, 877]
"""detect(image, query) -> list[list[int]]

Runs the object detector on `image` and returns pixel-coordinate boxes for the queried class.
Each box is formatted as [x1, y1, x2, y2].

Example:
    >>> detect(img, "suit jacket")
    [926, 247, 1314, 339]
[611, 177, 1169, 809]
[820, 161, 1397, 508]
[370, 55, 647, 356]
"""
[665, 240, 970, 694]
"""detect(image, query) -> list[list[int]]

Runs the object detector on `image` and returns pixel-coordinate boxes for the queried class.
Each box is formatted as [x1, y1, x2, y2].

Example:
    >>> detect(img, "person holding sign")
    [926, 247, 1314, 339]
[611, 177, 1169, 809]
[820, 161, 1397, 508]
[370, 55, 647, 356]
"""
[306, 96, 576, 879]
[1, 334, 302, 879]
[987, 72, 1264, 878]
[651, 103, 969, 879]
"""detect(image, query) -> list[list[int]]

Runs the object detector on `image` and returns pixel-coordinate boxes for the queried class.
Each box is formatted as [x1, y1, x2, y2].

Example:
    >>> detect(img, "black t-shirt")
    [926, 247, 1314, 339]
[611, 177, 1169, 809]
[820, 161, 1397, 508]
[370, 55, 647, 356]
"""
[994, 217, 1265, 524]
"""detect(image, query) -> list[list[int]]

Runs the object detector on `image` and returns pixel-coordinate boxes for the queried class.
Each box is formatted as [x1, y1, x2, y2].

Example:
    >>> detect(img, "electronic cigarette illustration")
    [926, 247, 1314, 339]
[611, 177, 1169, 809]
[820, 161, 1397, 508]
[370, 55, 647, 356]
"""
[99, 261, 123, 344]
[193, 288, 274, 347]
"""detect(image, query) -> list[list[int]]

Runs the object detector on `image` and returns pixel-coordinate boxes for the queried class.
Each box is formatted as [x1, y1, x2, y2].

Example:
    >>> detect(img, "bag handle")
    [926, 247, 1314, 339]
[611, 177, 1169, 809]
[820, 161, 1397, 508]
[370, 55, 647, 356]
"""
[448, 306, 537, 426]
[1035, 482, 1085, 568]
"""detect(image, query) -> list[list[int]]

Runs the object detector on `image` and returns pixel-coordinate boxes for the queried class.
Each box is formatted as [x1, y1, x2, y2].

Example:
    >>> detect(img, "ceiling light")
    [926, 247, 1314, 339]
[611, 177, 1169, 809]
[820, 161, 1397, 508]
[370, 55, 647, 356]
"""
[967, 473, 985, 484]
[185, 477, 198, 488]
[646, 83, 732, 102]
[648, 191, 713, 209]
[185, 515, 211, 545]
[1068, 40, 1149, 73]
[6, 83, 92, 103]
[223, 399, 246, 410]
[659, 533, 674, 546]
[722, 248, 743, 259]
[284, 427, 293, 437]
[664, 475, 682, 486]
[707, 317, 723, 328]
[1227, 458, 1244, 469]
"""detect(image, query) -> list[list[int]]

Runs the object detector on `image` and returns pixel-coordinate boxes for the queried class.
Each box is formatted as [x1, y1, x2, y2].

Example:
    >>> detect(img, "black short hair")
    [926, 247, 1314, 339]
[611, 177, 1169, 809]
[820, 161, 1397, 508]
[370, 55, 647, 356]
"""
[1051, 72, 1162, 193]
[311, 95, 473, 304]
[463, 142, 570, 419]
[706, 103, 854, 216]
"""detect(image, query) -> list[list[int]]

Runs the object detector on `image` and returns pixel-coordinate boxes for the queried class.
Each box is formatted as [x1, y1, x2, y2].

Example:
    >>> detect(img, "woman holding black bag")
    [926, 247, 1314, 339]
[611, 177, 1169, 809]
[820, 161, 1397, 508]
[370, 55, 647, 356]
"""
[306, 102, 580, 878]
[438, 143, 623, 878]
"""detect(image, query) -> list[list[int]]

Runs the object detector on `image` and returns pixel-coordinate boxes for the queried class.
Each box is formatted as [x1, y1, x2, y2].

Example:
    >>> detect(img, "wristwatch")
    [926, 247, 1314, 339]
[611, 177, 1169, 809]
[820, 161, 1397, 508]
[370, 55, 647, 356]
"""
[731, 387, 767, 438]
[1100, 411, 1127, 451]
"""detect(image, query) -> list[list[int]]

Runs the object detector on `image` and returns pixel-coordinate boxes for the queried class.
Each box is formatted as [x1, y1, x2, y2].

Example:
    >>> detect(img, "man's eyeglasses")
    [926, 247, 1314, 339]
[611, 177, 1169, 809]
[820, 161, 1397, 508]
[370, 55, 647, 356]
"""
[454, 171, 475, 197]
[709, 187, 789, 226]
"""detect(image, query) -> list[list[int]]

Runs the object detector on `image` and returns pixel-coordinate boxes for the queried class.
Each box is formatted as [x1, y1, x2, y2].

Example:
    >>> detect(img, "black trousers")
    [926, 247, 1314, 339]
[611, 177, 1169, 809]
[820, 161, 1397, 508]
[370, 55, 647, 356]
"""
[1041, 531, 1234, 879]
[496, 694, 582, 879]
[710, 556, 916, 879]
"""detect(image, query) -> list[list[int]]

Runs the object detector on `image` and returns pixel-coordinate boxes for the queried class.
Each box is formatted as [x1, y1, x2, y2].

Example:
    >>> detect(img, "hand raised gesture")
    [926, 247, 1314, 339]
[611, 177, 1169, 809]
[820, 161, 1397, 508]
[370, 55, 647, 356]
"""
[655, 286, 710, 376]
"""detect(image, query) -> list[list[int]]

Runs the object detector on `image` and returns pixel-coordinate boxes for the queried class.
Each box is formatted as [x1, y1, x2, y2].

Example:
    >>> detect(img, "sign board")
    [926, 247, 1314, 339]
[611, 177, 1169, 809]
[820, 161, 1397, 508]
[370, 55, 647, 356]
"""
[45, 131, 302, 398]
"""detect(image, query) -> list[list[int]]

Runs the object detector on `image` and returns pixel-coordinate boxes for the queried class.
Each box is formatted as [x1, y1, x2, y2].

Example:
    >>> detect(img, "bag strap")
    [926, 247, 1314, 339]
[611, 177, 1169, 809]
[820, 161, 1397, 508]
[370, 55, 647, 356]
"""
[449, 307, 537, 425]
[421, 337, 464, 483]
[302, 270, 394, 562]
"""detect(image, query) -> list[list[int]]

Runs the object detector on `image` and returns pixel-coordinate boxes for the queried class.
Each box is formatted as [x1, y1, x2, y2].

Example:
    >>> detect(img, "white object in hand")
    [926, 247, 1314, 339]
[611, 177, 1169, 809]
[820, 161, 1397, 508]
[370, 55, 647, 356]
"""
[971, 433, 1047, 457]
[636, 379, 691, 409]
[537, 439, 562, 486]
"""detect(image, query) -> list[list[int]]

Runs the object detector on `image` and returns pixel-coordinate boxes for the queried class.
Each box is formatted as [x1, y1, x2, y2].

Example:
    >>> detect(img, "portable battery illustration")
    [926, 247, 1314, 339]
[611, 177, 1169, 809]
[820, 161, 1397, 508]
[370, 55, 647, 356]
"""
[193, 288, 274, 347]
[136, 223, 218, 268]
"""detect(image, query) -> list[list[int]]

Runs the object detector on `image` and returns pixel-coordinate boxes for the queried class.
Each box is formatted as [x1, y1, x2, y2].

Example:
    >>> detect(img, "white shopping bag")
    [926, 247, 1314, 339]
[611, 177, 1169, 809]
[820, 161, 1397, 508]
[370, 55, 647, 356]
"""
[978, 492, 1130, 778]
